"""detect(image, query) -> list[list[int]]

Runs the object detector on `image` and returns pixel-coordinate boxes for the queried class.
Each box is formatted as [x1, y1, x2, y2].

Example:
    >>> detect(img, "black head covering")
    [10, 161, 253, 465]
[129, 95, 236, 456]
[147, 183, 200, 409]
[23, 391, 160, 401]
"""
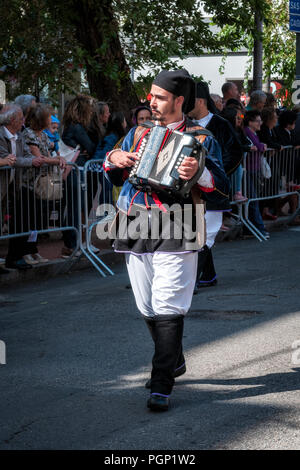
[195, 81, 218, 114]
[152, 69, 196, 114]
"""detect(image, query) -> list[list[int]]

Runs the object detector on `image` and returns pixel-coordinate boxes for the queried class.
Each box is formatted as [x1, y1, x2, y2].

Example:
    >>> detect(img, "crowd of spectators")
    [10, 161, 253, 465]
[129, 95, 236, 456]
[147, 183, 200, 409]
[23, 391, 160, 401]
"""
[1, 81, 300, 274]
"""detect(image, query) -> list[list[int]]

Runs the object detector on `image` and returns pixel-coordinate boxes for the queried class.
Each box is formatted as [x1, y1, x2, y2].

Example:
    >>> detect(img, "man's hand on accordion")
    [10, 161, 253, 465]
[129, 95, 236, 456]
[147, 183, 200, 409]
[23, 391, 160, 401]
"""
[178, 156, 199, 181]
[108, 150, 139, 169]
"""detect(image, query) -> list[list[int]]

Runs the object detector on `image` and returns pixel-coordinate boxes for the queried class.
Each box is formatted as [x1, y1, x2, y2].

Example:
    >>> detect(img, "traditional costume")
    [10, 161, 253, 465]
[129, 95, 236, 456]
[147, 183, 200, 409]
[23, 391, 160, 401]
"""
[104, 70, 230, 410]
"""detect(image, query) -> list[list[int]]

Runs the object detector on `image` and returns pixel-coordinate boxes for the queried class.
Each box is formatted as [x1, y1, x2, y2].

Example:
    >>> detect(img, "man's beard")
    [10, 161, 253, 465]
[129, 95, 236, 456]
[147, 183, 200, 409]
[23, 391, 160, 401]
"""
[151, 100, 176, 123]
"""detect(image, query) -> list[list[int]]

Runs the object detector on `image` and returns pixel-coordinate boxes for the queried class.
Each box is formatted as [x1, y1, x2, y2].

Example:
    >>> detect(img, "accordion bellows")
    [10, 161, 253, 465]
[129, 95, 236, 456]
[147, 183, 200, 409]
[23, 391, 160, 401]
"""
[129, 125, 206, 199]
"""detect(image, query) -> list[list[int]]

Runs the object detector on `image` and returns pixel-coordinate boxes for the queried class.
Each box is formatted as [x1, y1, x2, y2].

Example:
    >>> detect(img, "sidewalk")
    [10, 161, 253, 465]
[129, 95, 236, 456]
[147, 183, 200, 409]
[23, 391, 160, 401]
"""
[0, 214, 297, 286]
[0, 231, 122, 286]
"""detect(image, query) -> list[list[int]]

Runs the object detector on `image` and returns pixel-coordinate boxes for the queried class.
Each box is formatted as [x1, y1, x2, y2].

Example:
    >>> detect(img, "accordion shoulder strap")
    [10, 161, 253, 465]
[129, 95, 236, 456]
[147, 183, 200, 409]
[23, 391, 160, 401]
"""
[132, 125, 151, 151]
[185, 125, 214, 144]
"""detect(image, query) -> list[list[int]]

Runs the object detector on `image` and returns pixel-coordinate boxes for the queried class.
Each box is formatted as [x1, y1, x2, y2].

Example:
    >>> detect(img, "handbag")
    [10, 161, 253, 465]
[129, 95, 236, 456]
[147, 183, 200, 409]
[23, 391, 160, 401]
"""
[260, 156, 272, 179]
[34, 169, 63, 200]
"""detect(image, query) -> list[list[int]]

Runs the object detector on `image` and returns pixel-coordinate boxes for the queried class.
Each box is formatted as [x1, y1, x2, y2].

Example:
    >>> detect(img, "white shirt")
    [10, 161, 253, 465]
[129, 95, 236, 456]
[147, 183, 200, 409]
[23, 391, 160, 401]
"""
[194, 112, 213, 129]
[4, 127, 18, 155]
[3, 127, 17, 182]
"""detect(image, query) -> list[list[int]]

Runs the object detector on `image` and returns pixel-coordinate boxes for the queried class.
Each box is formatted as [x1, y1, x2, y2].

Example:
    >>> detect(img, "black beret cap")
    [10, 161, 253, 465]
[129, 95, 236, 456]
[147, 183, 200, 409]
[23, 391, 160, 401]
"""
[153, 69, 196, 114]
[196, 81, 218, 114]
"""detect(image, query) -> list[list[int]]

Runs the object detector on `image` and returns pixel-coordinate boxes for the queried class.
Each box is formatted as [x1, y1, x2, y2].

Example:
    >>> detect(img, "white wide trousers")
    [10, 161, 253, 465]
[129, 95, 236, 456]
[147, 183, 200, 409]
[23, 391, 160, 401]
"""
[125, 251, 198, 318]
[205, 211, 223, 249]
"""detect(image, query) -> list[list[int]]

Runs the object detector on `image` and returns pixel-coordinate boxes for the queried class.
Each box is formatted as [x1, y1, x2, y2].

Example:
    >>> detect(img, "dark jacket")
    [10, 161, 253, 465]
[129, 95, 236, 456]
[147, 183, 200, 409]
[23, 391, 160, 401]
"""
[62, 123, 96, 164]
[273, 125, 296, 147]
[257, 124, 282, 150]
[206, 114, 243, 176]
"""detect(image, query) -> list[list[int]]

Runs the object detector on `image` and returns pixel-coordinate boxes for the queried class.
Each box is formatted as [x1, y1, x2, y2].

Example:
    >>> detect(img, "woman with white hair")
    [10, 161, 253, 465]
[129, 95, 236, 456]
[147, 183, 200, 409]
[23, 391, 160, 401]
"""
[14, 94, 37, 127]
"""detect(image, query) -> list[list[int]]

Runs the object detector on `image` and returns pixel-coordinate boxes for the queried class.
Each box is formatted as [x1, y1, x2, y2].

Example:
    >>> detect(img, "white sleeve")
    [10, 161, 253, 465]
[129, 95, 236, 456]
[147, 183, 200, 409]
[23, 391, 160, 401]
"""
[197, 167, 214, 188]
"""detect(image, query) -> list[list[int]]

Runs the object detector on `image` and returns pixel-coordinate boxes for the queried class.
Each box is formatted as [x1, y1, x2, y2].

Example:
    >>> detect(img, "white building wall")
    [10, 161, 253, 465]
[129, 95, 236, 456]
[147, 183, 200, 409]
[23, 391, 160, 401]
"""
[137, 53, 252, 96]
[174, 54, 252, 95]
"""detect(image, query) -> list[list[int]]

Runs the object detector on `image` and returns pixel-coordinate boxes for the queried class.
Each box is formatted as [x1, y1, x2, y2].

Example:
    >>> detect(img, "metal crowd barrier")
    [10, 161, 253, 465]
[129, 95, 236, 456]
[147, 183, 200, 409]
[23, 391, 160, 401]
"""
[81, 159, 114, 277]
[230, 146, 300, 241]
[0, 163, 81, 274]
[2, 148, 299, 277]
[0, 162, 80, 240]
[0, 161, 117, 277]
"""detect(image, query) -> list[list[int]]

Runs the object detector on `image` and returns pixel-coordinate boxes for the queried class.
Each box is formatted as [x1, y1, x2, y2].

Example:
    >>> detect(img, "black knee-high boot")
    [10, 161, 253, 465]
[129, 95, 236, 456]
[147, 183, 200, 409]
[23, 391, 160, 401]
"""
[196, 245, 210, 282]
[196, 246, 217, 287]
[144, 319, 186, 389]
[146, 315, 184, 395]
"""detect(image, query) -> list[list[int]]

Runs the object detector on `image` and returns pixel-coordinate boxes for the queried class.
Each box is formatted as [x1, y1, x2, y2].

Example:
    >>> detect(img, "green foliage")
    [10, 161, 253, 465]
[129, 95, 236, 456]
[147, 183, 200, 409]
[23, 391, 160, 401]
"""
[0, 0, 80, 102]
[0, 0, 296, 107]
[262, 0, 296, 107]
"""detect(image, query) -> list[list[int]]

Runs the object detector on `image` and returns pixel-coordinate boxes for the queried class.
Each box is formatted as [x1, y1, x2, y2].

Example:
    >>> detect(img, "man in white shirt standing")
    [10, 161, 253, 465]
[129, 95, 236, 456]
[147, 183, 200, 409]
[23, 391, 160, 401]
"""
[0, 104, 43, 270]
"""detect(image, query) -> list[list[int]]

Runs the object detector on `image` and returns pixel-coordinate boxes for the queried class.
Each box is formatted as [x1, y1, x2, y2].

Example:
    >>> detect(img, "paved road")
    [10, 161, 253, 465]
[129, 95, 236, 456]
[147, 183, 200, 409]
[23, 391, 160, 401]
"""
[0, 228, 299, 450]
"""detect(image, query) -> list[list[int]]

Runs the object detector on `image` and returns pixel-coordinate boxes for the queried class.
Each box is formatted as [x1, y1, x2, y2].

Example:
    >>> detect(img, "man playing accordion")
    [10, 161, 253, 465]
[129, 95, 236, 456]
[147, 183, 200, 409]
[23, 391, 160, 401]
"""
[103, 69, 230, 411]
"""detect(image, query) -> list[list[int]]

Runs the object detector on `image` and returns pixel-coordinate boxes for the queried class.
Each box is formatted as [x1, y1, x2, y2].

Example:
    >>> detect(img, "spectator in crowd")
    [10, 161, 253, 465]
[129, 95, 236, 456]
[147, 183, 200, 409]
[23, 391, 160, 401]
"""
[61, 94, 97, 257]
[273, 110, 298, 147]
[62, 94, 96, 165]
[210, 94, 224, 113]
[225, 98, 244, 112]
[257, 107, 282, 150]
[84, 99, 108, 236]
[264, 92, 277, 110]
[132, 106, 152, 127]
[14, 94, 37, 128]
[93, 111, 128, 206]
[240, 90, 248, 107]
[93, 111, 128, 161]
[221, 82, 240, 104]
[246, 90, 267, 112]
[221, 106, 249, 202]
[0, 103, 44, 269]
[22, 103, 66, 264]
[272, 110, 300, 220]
[0, 141, 16, 274]
[256, 107, 283, 221]
[43, 115, 60, 155]
[88, 100, 107, 147]
[97, 101, 111, 128]
[243, 110, 269, 237]
[189, 80, 243, 289]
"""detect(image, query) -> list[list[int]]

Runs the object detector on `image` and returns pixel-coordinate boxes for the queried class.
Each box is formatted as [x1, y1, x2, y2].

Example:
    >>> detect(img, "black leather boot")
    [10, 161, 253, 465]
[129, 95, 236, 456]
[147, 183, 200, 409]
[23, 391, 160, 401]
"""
[144, 344, 186, 389]
[195, 247, 217, 288]
[145, 315, 184, 411]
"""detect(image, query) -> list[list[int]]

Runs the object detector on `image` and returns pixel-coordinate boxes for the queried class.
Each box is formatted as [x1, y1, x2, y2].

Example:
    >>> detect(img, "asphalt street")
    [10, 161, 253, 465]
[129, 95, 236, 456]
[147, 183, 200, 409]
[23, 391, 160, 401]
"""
[0, 228, 299, 450]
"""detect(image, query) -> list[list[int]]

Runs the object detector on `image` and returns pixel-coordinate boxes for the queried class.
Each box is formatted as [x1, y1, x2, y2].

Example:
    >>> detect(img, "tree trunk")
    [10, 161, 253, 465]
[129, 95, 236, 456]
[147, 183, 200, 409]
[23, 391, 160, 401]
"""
[253, 10, 263, 91]
[69, 0, 139, 119]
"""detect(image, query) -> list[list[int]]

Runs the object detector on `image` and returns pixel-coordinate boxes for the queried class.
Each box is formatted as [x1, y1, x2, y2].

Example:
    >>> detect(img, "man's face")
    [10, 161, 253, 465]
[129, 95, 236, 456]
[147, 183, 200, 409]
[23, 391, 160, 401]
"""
[136, 109, 151, 126]
[10, 110, 24, 133]
[149, 84, 182, 124]
[230, 84, 240, 100]
[255, 99, 266, 112]
[188, 98, 205, 119]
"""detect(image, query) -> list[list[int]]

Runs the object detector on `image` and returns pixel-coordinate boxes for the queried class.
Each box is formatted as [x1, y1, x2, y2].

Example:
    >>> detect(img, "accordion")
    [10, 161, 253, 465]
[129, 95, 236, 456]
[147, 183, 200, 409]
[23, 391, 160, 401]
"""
[128, 125, 206, 199]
